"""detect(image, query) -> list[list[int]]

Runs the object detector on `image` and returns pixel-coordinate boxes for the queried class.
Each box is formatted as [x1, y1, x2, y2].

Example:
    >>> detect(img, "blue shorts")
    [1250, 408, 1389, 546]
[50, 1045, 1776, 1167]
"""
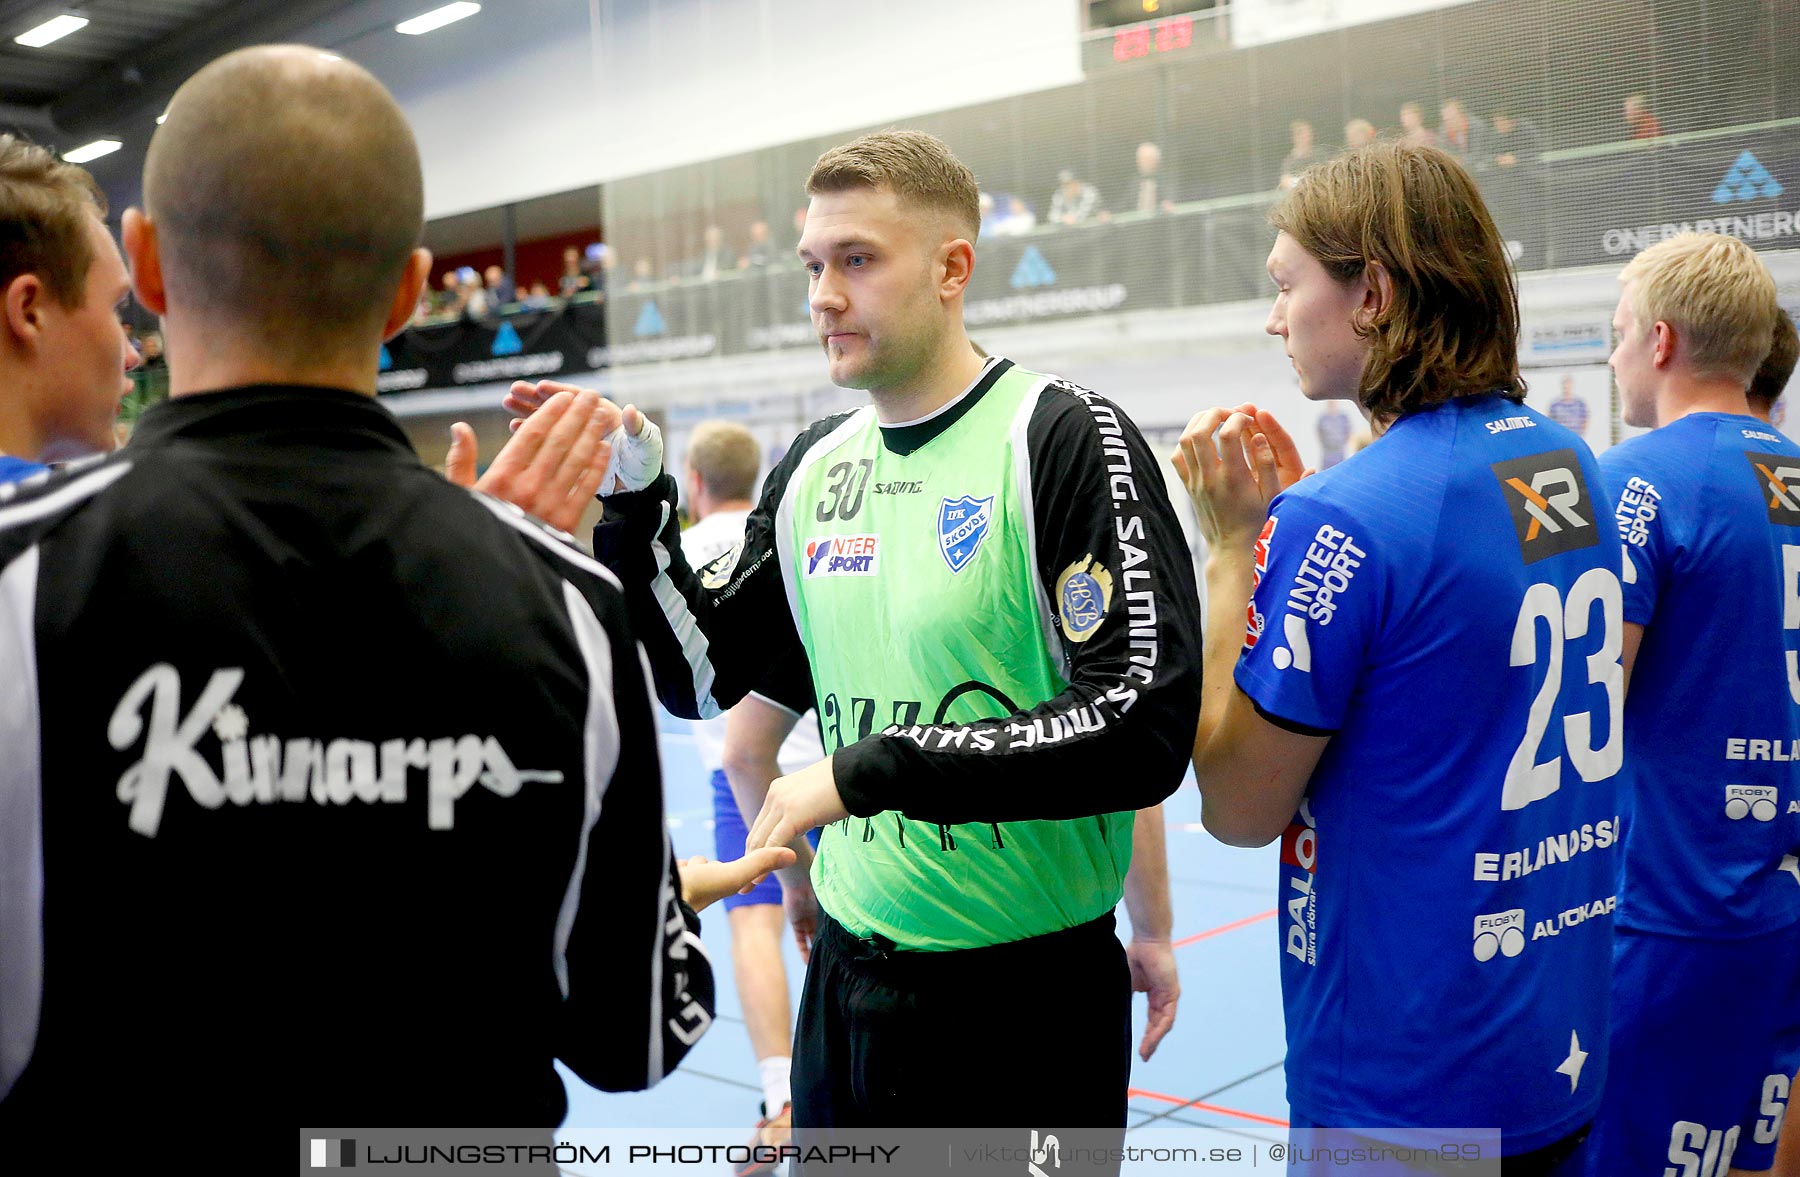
[1585, 921, 1800, 1174]
[710, 769, 817, 912]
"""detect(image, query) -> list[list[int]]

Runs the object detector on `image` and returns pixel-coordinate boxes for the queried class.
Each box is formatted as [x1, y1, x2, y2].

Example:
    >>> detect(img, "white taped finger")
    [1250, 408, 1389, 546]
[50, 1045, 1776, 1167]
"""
[595, 415, 665, 496]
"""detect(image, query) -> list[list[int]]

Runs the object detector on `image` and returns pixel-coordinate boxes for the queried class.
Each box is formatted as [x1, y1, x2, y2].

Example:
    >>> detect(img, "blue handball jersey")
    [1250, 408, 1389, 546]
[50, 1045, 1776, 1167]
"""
[1599, 414, 1800, 939]
[1237, 394, 1625, 1152]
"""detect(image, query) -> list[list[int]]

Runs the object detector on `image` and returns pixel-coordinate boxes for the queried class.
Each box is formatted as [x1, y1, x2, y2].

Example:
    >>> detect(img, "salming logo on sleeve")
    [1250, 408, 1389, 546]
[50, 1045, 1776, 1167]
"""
[1491, 449, 1600, 563]
[109, 664, 566, 838]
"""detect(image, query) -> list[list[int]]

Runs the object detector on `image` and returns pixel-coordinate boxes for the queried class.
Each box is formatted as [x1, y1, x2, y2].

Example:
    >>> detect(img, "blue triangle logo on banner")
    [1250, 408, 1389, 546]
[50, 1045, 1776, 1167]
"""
[1712, 150, 1784, 204]
[635, 300, 667, 337]
[490, 321, 523, 356]
[378, 345, 392, 372]
[1010, 245, 1057, 289]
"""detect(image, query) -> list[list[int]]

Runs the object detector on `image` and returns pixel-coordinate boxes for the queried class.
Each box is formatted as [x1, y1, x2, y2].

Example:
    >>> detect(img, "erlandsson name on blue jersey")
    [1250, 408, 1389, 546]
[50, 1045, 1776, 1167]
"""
[1726, 737, 1800, 761]
[1472, 816, 1618, 881]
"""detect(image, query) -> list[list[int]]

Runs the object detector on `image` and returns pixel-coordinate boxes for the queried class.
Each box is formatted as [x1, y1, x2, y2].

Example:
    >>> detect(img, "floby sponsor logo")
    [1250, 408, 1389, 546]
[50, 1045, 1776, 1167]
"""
[1531, 894, 1616, 941]
[1473, 816, 1619, 881]
[1746, 452, 1800, 525]
[1283, 800, 1318, 967]
[1473, 909, 1526, 961]
[1492, 449, 1599, 564]
[803, 534, 880, 577]
[1614, 476, 1661, 548]
[1725, 784, 1780, 823]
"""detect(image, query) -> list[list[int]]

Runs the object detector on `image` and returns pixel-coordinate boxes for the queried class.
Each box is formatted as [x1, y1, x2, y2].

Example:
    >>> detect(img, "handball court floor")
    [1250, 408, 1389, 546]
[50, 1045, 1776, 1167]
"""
[552, 714, 1290, 1172]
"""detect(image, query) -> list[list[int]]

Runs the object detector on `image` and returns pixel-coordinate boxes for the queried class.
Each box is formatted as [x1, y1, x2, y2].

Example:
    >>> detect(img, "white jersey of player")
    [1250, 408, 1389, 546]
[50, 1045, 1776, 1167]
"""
[680, 508, 823, 775]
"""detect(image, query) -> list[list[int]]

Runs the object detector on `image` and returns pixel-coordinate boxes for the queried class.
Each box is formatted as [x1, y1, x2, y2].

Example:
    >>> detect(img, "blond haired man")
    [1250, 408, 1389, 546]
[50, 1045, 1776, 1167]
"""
[1584, 233, 1799, 1177]
[515, 129, 1201, 1134]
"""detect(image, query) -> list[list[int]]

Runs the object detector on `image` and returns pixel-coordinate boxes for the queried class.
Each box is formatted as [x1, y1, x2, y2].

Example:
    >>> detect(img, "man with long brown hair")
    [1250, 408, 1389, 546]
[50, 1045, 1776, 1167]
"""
[1173, 140, 1624, 1170]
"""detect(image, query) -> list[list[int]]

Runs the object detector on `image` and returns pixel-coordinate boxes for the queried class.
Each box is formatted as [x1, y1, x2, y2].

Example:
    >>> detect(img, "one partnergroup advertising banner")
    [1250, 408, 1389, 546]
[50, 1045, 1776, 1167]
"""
[377, 299, 609, 394]
[296, 1125, 1507, 1176]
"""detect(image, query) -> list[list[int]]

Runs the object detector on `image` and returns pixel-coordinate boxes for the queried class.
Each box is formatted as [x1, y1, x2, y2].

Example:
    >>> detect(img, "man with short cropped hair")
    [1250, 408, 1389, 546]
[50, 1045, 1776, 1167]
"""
[516, 129, 1199, 1136]
[1583, 232, 1799, 1177]
[678, 419, 823, 1171]
[0, 45, 781, 1164]
[0, 133, 141, 482]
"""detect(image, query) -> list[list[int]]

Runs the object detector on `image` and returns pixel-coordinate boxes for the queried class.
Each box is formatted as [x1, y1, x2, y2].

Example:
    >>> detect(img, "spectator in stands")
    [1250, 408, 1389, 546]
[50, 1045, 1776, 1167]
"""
[524, 281, 552, 308]
[1048, 169, 1100, 226]
[1278, 119, 1320, 190]
[978, 192, 998, 238]
[1125, 141, 1176, 214]
[459, 267, 488, 317]
[992, 195, 1037, 236]
[1623, 93, 1663, 139]
[628, 257, 655, 292]
[582, 242, 610, 295]
[559, 246, 592, 298]
[1488, 109, 1544, 172]
[1399, 102, 1438, 148]
[742, 221, 775, 268]
[1344, 118, 1377, 149]
[483, 264, 515, 308]
[689, 225, 737, 282]
[1439, 100, 1491, 165]
[434, 268, 464, 314]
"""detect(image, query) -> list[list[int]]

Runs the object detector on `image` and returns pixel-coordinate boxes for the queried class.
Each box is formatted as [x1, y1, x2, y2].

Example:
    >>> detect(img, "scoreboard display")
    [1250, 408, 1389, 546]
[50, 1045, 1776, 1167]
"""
[1082, 0, 1222, 70]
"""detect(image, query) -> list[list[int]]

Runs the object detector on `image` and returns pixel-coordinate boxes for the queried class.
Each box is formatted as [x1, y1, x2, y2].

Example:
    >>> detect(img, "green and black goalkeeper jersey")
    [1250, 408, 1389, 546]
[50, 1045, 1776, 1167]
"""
[597, 356, 1201, 949]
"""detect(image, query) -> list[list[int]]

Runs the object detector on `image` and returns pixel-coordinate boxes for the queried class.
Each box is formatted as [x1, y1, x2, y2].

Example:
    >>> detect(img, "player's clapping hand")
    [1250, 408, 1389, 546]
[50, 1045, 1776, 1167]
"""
[747, 756, 847, 857]
[443, 388, 615, 534]
[677, 847, 796, 913]
[1171, 404, 1310, 551]
[503, 379, 663, 496]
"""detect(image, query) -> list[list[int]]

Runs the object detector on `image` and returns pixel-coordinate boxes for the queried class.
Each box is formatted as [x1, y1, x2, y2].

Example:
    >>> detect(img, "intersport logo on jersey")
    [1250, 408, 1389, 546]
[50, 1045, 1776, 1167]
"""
[802, 534, 880, 577]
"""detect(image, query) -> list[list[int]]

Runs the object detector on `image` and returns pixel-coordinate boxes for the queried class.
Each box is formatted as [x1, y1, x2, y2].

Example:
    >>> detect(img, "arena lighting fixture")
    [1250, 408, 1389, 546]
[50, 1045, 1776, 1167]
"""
[62, 139, 121, 164]
[14, 14, 88, 47]
[395, 3, 480, 35]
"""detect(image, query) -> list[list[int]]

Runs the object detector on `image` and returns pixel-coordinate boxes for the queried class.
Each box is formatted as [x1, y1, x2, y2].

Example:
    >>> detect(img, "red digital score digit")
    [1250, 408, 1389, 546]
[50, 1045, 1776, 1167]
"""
[1118, 16, 1192, 61]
